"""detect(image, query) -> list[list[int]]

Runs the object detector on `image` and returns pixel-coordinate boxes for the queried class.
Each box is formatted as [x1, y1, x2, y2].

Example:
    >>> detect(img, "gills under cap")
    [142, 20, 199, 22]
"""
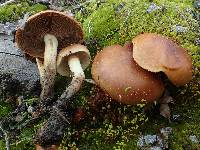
[132, 33, 193, 86]
[57, 44, 91, 76]
[15, 10, 83, 58]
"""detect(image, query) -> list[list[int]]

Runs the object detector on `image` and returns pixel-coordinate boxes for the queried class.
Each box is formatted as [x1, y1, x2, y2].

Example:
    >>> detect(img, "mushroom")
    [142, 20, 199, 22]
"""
[36, 144, 57, 150]
[57, 44, 91, 100]
[15, 10, 83, 101]
[92, 43, 165, 105]
[132, 33, 193, 86]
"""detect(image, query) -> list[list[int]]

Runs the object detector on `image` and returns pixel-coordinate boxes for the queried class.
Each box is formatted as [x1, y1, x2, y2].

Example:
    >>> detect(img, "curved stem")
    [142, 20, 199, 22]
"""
[59, 55, 85, 100]
[40, 34, 58, 101]
[36, 58, 44, 86]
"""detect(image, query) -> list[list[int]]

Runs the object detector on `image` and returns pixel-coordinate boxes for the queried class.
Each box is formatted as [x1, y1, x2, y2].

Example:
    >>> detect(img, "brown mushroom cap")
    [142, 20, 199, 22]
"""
[35, 144, 57, 150]
[57, 44, 91, 76]
[15, 10, 83, 58]
[132, 33, 193, 86]
[92, 44, 165, 105]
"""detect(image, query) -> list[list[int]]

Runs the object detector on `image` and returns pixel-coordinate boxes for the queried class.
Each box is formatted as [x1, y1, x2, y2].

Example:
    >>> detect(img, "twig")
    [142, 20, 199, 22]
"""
[84, 78, 96, 84]
[0, 126, 10, 150]
[0, 0, 16, 7]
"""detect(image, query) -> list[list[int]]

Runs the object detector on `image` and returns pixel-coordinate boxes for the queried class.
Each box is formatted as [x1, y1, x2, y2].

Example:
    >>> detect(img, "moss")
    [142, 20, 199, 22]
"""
[0, 102, 12, 117]
[0, 1, 47, 23]
[0, 0, 199, 149]
[81, 0, 199, 67]
[10, 128, 35, 150]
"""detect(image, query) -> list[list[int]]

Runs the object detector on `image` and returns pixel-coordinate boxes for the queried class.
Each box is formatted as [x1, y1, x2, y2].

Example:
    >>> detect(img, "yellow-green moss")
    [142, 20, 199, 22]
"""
[81, 0, 199, 67]
[0, 102, 12, 117]
[0, 2, 47, 23]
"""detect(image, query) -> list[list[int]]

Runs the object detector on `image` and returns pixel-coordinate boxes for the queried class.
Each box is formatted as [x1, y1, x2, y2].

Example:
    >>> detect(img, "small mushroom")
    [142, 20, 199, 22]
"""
[15, 10, 83, 101]
[92, 43, 164, 105]
[132, 33, 193, 86]
[57, 44, 91, 100]
[35, 144, 58, 150]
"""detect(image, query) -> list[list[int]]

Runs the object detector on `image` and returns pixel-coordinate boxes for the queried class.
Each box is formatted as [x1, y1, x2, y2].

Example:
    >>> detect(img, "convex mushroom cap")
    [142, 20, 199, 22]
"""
[132, 33, 193, 86]
[92, 43, 165, 105]
[57, 44, 90, 77]
[15, 10, 83, 58]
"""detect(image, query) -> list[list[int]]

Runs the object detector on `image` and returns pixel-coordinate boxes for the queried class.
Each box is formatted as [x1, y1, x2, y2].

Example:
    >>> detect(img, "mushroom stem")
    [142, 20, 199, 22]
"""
[59, 55, 85, 100]
[36, 58, 45, 87]
[40, 34, 58, 101]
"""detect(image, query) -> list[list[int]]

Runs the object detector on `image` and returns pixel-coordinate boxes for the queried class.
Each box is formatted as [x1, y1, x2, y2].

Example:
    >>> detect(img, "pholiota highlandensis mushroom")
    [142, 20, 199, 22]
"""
[92, 43, 165, 105]
[57, 44, 91, 100]
[15, 10, 83, 101]
[132, 33, 193, 86]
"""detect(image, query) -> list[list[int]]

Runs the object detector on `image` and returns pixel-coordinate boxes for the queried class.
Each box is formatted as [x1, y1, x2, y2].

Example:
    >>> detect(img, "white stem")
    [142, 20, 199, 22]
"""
[59, 55, 85, 100]
[0, 126, 10, 150]
[36, 58, 44, 86]
[0, 0, 16, 7]
[40, 34, 58, 101]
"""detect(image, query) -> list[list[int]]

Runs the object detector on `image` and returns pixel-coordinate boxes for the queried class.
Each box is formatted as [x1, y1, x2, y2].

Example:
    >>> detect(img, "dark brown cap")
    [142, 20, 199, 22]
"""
[15, 10, 83, 58]
[132, 33, 193, 86]
[92, 44, 165, 105]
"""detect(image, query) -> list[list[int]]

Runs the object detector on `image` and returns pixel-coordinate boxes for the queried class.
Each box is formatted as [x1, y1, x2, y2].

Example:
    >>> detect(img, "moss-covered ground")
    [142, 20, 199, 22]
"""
[0, 0, 199, 149]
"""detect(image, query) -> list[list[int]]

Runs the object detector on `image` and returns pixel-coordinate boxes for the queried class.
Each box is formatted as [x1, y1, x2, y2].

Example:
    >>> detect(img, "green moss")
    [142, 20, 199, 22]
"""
[81, 0, 199, 66]
[0, 102, 12, 117]
[10, 128, 35, 150]
[0, 1, 47, 23]
[0, 0, 199, 149]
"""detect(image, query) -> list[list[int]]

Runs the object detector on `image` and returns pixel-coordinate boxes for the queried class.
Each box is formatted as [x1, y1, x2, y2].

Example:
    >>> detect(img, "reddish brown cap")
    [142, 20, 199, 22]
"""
[15, 10, 83, 58]
[35, 144, 57, 150]
[132, 33, 193, 86]
[92, 43, 165, 105]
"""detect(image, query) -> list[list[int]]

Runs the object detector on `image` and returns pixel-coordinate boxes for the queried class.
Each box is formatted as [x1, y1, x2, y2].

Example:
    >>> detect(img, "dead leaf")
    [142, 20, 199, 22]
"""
[160, 103, 171, 122]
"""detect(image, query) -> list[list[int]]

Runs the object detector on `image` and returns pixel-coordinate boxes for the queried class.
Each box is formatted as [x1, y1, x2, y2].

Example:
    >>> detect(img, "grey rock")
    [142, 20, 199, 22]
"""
[0, 22, 16, 35]
[171, 25, 188, 33]
[34, 0, 50, 4]
[194, 0, 200, 9]
[137, 134, 163, 147]
[146, 3, 162, 13]
[195, 38, 200, 45]
[0, 34, 39, 89]
[150, 146, 162, 150]
[189, 135, 199, 143]
[160, 127, 172, 138]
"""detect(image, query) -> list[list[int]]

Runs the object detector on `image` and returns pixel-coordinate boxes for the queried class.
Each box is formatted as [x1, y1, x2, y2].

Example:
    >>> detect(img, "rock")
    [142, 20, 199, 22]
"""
[160, 127, 172, 138]
[195, 38, 200, 45]
[146, 3, 162, 13]
[189, 135, 199, 144]
[160, 127, 172, 149]
[137, 127, 173, 149]
[0, 34, 39, 89]
[171, 25, 188, 33]
[194, 0, 200, 9]
[0, 22, 16, 35]
[137, 134, 163, 148]
[150, 146, 162, 150]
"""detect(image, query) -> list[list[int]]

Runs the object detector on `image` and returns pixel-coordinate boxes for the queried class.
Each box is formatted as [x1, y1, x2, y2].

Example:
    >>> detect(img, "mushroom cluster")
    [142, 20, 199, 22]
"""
[15, 10, 91, 102]
[92, 33, 192, 105]
[15, 10, 91, 150]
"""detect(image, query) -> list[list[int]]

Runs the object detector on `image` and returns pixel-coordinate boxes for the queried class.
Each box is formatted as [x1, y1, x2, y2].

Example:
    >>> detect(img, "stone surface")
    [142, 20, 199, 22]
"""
[0, 34, 39, 89]
[146, 3, 162, 13]
[189, 135, 199, 144]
